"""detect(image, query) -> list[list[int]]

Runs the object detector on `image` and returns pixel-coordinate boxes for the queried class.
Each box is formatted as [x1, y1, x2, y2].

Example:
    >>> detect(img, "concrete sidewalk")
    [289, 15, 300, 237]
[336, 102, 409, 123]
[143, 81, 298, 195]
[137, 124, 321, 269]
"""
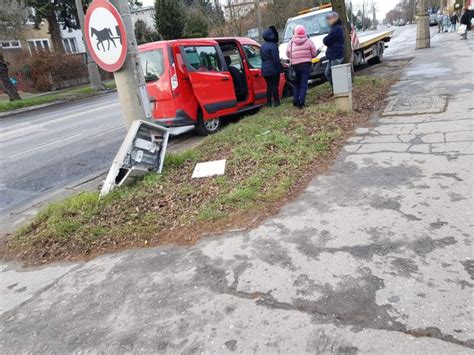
[1, 34, 473, 353]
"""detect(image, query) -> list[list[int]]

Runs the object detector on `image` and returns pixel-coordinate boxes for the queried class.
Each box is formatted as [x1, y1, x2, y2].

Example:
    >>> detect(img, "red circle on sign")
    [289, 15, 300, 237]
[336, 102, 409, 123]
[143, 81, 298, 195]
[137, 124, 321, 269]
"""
[84, 0, 127, 72]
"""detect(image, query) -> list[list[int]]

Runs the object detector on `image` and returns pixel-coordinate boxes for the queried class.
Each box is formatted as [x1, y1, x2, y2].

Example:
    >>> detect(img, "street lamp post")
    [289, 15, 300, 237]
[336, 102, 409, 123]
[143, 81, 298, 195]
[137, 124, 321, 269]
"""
[416, 0, 431, 49]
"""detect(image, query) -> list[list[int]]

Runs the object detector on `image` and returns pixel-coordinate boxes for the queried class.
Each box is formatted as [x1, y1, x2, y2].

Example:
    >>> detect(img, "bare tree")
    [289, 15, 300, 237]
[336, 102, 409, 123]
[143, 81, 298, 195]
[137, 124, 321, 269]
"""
[264, 0, 314, 31]
[224, 0, 251, 36]
[386, 0, 418, 23]
[0, 1, 27, 40]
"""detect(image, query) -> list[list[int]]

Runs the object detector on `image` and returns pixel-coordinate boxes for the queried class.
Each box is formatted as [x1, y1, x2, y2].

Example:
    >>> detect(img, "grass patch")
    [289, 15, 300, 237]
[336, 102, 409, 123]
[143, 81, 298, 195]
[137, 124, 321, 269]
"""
[0, 95, 58, 112]
[2, 75, 393, 264]
[0, 80, 116, 113]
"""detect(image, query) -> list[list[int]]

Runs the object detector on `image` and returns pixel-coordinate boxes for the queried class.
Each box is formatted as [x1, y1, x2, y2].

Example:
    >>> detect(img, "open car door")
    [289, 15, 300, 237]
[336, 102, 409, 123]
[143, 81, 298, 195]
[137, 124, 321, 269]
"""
[181, 44, 237, 119]
[242, 44, 267, 105]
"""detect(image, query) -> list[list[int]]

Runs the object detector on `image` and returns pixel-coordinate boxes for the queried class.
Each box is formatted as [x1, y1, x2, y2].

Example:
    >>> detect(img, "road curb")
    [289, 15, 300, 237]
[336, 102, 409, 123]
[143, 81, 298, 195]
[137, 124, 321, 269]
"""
[0, 89, 117, 120]
[0, 170, 108, 238]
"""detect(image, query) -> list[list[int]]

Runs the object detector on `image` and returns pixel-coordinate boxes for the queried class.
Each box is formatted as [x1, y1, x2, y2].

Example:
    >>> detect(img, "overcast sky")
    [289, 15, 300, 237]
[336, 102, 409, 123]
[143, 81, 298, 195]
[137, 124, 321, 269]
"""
[141, 0, 399, 20]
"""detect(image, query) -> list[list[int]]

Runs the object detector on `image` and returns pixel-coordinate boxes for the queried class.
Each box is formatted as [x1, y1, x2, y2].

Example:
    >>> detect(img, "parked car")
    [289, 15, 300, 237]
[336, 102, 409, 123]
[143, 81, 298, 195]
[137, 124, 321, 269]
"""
[139, 37, 286, 135]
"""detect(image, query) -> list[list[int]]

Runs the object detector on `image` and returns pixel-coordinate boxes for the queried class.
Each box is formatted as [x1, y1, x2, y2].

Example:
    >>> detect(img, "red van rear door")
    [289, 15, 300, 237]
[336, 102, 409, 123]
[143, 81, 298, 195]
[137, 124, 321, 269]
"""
[180, 44, 237, 118]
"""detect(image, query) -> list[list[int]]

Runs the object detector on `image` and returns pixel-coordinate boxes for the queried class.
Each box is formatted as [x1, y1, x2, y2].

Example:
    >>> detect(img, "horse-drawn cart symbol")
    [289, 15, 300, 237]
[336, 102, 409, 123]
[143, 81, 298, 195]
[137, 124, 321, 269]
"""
[91, 27, 122, 52]
[84, 0, 127, 72]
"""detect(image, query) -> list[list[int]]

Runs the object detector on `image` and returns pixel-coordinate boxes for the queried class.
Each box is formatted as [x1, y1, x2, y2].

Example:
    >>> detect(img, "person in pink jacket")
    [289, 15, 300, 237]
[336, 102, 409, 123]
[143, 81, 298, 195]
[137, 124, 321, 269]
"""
[286, 25, 318, 108]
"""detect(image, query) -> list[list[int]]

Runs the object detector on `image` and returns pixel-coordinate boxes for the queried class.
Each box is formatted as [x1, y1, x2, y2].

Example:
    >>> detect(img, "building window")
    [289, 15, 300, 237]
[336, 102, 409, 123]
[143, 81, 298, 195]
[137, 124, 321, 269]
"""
[0, 40, 21, 49]
[27, 39, 51, 54]
[63, 38, 78, 54]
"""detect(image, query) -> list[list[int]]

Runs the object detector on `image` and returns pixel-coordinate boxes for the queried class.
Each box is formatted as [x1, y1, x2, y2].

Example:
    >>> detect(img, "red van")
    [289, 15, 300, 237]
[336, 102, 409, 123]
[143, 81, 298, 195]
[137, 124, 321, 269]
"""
[138, 37, 286, 135]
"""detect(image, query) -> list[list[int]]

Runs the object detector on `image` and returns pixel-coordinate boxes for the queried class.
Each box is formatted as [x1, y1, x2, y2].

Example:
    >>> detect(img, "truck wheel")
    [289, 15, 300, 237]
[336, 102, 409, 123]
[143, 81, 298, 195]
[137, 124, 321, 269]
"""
[354, 51, 363, 66]
[195, 109, 220, 136]
[368, 42, 384, 65]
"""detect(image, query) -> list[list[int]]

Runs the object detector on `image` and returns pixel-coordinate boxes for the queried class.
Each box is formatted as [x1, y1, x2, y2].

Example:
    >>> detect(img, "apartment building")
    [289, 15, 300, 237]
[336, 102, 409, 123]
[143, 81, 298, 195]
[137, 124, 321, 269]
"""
[0, 0, 85, 59]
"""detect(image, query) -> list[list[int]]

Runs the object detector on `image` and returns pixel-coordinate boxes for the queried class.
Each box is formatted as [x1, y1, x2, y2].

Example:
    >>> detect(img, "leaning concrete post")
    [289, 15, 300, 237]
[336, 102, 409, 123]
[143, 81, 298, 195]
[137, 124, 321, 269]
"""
[109, 0, 151, 130]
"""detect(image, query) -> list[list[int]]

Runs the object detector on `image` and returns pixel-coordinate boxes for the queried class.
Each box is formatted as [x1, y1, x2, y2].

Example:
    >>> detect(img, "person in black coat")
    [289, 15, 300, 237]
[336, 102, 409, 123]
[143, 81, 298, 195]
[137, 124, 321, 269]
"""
[260, 26, 281, 107]
[450, 13, 459, 32]
[460, 7, 471, 40]
[323, 12, 345, 87]
[0, 54, 21, 101]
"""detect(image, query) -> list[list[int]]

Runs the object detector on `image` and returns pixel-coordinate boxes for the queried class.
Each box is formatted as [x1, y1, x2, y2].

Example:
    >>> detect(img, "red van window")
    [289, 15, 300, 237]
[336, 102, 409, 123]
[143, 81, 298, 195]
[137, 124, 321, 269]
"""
[183, 46, 222, 72]
[140, 49, 165, 82]
[243, 45, 262, 69]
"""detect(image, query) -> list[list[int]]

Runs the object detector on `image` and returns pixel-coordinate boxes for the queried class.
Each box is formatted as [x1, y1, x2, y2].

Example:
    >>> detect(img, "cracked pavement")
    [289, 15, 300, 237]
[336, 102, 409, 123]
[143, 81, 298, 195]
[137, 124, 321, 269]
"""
[1, 33, 473, 353]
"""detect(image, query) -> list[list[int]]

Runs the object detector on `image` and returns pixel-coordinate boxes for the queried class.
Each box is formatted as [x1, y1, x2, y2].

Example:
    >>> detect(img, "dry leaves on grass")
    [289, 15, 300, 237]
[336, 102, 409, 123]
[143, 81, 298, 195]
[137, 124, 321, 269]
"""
[1, 76, 394, 265]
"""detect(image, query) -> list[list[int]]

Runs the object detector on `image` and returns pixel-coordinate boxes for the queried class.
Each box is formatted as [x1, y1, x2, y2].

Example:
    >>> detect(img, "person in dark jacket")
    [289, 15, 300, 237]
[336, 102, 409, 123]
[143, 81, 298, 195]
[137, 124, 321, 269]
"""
[322, 12, 345, 87]
[450, 13, 458, 32]
[460, 7, 471, 40]
[0, 54, 21, 102]
[260, 26, 281, 107]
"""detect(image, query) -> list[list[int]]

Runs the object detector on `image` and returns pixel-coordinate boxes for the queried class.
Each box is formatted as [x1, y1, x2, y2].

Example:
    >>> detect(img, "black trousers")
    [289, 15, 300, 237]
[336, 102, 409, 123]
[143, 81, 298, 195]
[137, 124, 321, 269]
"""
[264, 75, 280, 106]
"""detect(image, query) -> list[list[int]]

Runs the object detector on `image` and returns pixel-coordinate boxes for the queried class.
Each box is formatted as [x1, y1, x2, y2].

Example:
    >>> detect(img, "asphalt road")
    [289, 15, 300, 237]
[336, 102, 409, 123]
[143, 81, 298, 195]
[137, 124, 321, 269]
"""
[0, 92, 202, 226]
[0, 93, 125, 219]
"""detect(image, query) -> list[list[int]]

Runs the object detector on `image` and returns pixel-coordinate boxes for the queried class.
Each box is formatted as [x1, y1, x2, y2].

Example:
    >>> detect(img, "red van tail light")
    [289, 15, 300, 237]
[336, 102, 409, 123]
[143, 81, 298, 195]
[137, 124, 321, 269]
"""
[170, 63, 179, 95]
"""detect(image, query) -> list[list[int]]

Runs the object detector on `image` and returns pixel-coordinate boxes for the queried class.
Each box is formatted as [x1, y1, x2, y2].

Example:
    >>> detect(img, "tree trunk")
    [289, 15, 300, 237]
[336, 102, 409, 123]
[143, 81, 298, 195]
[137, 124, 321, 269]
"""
[46, 11, 64, 53]
[331, 0, 353, 65]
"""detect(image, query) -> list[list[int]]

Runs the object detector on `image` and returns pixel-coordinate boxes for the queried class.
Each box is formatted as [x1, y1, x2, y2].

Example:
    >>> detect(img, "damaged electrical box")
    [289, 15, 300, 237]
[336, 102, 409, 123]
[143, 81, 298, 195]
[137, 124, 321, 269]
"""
[100, 120, 170, 197]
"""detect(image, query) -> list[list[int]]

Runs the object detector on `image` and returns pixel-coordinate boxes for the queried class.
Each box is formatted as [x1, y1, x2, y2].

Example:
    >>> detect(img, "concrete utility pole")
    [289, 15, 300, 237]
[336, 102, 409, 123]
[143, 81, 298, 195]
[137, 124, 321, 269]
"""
[350, 1, 354, 25]
[109, 0, 151, 130]
[371, 0, 377, 29]
[75, 0, 103, 90]
[255, 0, 262, 41]
[416, 0, 431, 49]
[362, 1, 366, 31]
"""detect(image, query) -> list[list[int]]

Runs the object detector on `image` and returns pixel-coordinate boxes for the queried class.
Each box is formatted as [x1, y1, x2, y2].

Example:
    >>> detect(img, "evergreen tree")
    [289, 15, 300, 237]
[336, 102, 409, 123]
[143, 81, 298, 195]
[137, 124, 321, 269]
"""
[154, 0, 186, 40]
[182, 0, 224, 31]
[134, 19, 160, 45]
[184, 10, 209, 38]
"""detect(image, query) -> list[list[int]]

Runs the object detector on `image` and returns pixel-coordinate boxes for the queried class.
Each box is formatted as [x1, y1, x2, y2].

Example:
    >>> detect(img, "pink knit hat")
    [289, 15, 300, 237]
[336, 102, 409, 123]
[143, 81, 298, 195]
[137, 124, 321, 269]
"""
[294, 25, 306, 36]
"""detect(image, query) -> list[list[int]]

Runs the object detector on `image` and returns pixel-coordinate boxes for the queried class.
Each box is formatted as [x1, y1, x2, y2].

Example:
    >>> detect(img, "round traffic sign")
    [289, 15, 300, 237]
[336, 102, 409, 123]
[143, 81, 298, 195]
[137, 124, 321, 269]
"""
[84, 0, 127, 72]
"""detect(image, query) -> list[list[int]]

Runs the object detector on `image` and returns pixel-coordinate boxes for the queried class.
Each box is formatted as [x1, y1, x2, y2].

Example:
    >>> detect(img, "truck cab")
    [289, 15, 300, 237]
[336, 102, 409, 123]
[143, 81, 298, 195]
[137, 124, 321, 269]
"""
[279, 4, 392, 80]
[279, 4, 347, 79]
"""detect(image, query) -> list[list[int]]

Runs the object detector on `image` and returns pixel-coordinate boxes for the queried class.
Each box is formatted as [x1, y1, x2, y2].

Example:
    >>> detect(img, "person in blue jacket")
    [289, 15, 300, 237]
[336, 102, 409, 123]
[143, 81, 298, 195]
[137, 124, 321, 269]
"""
[260, 26, 281, 107]
[323, 12, 345, 87]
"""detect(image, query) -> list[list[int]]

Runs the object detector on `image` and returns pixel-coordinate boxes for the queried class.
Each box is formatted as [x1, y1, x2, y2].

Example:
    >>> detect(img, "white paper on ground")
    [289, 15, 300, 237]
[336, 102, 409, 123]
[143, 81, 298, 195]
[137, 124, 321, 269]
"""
[192, 159, 227, 178]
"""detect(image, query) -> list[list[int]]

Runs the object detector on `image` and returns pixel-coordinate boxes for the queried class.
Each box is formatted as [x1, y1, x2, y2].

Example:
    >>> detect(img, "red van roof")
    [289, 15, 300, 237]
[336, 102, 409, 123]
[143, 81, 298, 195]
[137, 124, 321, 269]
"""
[138, 37, 260, 51]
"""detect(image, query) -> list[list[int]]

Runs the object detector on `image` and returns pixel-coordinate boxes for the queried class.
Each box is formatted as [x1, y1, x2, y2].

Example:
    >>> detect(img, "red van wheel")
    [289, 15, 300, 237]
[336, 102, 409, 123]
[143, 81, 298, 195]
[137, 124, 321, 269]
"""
[195, 110, 221, 136]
